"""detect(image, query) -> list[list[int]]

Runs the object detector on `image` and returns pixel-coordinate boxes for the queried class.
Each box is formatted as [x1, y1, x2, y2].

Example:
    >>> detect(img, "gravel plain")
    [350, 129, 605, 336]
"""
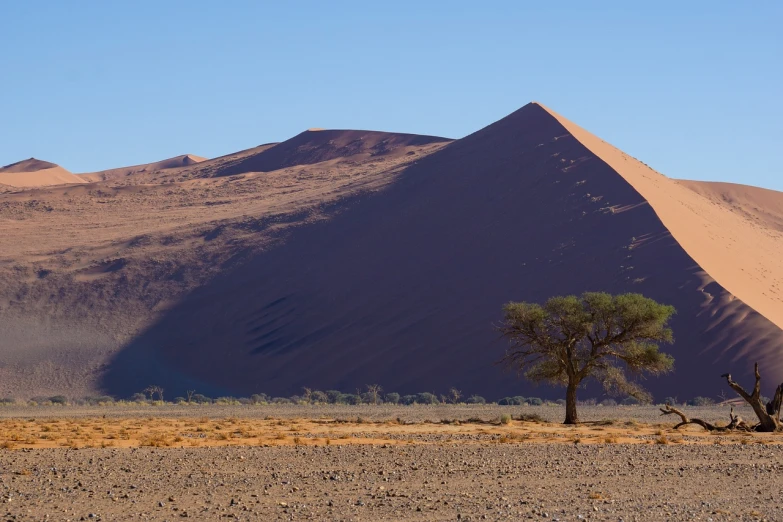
[1, 405, 781, 521]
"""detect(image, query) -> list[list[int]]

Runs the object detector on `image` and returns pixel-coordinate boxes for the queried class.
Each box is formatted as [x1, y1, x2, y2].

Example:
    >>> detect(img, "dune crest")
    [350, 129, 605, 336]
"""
[538, 103, 783, 334]
[209, 129, 451, 177]
[0, 158, 85, 188]
[78, 154, 208, 181]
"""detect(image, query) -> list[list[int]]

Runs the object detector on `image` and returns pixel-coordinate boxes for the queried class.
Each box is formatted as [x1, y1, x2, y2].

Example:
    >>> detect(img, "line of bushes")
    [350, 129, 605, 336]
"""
[0, 390, 727, 407]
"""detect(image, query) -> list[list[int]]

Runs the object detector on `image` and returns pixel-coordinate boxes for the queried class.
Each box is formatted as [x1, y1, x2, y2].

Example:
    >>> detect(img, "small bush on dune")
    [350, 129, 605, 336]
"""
[526, 397, 543, 406]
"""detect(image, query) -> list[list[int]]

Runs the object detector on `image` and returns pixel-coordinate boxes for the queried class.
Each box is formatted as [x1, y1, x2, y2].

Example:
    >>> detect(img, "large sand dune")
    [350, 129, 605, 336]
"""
[0, 158, 85, 188]
[1, 105, 781, 401]
[101, 104, 783, 400]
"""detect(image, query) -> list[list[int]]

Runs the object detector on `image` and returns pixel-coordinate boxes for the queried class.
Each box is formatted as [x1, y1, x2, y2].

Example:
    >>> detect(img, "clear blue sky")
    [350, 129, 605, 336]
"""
[2, 2, 781, 190]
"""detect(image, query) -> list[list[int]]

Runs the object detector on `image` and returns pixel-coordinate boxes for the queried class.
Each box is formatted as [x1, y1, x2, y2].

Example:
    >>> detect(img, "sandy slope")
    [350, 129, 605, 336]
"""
[541, 103, 783, 333]
[0, 158, 85, 188]
[0, 132, 450, 398]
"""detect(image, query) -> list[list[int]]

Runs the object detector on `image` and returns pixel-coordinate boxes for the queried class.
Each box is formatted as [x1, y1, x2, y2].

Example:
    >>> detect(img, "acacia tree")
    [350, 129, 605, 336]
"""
[498, 292, 675, 424]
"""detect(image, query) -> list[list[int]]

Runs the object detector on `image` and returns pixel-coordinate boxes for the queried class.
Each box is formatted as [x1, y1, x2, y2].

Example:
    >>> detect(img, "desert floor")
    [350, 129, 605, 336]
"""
[0, 405, 781, 521]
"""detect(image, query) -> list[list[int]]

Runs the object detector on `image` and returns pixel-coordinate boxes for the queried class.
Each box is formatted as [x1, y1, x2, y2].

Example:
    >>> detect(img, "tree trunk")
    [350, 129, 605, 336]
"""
[722, 363, 782, 432]
[564, 380, 579, 425]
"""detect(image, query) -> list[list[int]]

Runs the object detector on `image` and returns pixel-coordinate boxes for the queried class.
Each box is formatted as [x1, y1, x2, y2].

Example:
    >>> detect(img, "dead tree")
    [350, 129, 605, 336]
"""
[660, 363, 782, 432]
[660, 404, 750, 431]
[722, 363, 782, 432]
[144, 385, 164, 402]
[366, 384, 383, 405]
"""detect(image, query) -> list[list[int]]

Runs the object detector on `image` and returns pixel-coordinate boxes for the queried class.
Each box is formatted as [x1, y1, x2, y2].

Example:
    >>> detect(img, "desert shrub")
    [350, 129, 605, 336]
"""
[49, 395, 68, 405]
[498, 396, 525, 405]
[384, 393, 400, 405]
[515, 412, 544, 422]
[83, 395, 115, 405]
[271, 397, 292, 404]
[500, 414, 512, 425]
[237, 397, 253, 405]
[621, 396, 640, 406]
[578, 398, 597, 406]
[415, 392, 439, 405]
[215, 396, 240, 405]
[250, 393, 268, 404]
[401, 395, 417, 405]
[599, 398, 617, 407]
[526, 397, 543, 406]
[326, 390, 342, 404]
[663, 396, 678, 406]
[686, 396, 714, 406]
[173, 397, 187, 404]
[191, 394, 212, 404]
[0, 397, 14, 405]
[311, 391, 329, 404]
[131, 393, 148, 403]
[466, 395, 486, 404]
[555, 399, 566, 406]
[337, 394, 360, 405]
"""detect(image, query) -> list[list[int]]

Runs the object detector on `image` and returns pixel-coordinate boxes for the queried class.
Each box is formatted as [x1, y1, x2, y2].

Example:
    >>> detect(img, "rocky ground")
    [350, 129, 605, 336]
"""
[2, 444, 782, 521]
[0, 406, 781, 520]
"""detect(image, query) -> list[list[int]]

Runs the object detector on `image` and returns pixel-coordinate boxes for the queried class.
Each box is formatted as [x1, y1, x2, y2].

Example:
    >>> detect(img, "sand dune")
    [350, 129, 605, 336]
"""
[210, 129, 451, 177]
[0, 158, 85, 188]
[99, 104, 783, 400]
[1, 105, 782, 402]
[77, 154, 207, 182]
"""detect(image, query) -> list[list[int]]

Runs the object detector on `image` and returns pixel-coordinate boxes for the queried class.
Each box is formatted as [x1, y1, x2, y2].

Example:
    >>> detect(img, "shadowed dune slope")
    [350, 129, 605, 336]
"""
[103, 103, 783, 400]
[78, 154, 207, 182]
[0, 158, 85, 187]
[210, 129, 452, 177]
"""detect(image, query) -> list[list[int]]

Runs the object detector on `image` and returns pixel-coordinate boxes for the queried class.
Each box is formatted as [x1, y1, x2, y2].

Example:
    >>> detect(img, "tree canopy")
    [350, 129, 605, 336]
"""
[498, 292, 675, 424]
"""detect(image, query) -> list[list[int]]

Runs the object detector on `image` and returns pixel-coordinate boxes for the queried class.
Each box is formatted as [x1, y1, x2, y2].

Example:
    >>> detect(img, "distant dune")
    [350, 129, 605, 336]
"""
[1, 104, 782, 402]
[78, 154, 207, 182]
[0, 158, 85, 188]
[209, 129, 451, 177]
